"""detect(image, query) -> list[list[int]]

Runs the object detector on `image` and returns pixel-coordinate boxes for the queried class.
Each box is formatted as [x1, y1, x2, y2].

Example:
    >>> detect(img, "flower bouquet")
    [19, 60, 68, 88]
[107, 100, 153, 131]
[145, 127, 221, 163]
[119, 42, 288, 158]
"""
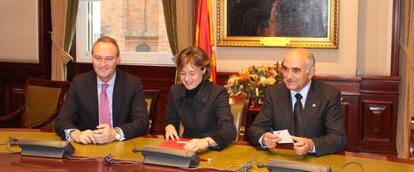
[224, 63, 283, 107]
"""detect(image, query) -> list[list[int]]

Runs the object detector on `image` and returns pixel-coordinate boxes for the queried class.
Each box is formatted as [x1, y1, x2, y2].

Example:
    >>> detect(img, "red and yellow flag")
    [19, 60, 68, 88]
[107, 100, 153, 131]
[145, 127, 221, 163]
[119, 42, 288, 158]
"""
[195, 0, 216, 83]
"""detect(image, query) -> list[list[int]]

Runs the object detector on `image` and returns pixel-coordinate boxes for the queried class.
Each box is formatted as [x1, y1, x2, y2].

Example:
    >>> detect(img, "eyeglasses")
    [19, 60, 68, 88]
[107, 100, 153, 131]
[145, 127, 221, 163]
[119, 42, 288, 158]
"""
[178, 70, 201, 78]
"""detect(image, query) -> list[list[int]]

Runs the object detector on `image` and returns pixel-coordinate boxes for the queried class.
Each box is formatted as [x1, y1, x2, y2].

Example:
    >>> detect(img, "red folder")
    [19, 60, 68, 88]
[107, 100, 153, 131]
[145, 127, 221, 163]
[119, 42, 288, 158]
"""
[158, 138, 191, 150]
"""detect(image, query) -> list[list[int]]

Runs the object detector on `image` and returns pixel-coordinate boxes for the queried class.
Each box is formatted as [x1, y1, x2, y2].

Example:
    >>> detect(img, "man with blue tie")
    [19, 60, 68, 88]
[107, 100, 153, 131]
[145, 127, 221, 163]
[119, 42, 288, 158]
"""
[55, 36, 148, 144]
[247, 48, 347, 156]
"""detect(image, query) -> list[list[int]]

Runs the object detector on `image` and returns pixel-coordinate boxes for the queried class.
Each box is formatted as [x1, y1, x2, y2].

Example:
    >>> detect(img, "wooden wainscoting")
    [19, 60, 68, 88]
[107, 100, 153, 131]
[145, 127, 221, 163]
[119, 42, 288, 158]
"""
[0, 81, 3, 114]
[359, 75, 400, 154]
[411, 117, 414, 158]
[0, 80, 26, 127]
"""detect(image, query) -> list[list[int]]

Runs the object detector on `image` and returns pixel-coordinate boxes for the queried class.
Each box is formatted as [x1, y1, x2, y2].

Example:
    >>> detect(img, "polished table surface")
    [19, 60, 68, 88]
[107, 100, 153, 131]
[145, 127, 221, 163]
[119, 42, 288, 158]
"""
[1, 129, 414, 172]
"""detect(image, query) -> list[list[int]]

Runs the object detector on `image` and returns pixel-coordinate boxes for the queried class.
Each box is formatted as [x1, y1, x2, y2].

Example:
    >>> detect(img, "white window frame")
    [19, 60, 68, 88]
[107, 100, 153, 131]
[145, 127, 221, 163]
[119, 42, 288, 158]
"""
[76, 0, 174, 66]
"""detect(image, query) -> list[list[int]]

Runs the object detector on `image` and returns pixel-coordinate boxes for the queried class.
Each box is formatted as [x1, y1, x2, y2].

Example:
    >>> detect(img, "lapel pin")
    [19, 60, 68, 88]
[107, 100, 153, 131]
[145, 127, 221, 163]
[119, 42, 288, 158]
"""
[312, 104, 316, 107]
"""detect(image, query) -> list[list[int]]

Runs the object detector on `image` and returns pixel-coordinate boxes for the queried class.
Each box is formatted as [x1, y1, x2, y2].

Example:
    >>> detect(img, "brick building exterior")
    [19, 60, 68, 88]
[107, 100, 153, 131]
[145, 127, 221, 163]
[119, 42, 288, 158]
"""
[101, 0, 170, 53]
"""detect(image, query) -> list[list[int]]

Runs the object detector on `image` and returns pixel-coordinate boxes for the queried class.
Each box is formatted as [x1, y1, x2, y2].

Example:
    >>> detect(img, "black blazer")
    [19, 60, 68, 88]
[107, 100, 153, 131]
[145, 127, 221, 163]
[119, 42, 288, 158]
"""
[164, 81, 236, 150]
[247, 80, 347, 156]
[55, 70, 149, 140]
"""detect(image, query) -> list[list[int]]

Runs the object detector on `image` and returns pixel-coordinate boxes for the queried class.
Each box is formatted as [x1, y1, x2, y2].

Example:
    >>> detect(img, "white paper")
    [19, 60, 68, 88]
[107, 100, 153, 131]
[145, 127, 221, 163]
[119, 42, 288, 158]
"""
[273, 129, 294, 144]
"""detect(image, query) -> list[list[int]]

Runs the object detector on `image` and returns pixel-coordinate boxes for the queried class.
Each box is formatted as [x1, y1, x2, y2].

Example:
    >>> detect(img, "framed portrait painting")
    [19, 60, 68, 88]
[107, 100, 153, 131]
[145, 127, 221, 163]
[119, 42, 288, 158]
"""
[217, 0, 339, 48]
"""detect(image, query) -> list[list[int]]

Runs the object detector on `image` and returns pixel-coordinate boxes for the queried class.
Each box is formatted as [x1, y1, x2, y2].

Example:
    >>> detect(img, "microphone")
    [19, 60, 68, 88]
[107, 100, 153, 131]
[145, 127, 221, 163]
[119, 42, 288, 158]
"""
[257, 159, 331, 172]
[134, 145, 199, 168]
[9, 137, 75, 158]
[256, 162, 268, 168]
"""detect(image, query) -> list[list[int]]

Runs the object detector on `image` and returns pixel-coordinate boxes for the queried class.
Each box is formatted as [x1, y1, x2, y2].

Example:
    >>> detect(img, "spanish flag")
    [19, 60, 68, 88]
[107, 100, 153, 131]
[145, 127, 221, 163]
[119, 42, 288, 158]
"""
[195, 0, 217, 83]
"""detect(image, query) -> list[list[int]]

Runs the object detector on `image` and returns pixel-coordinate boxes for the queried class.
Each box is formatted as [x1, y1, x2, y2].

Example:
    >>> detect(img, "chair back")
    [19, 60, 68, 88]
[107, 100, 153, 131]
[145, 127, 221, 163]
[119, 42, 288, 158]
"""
[143, 89, 160, 134]
[23, 78, 69, 129]
[229, 95, 249, 141]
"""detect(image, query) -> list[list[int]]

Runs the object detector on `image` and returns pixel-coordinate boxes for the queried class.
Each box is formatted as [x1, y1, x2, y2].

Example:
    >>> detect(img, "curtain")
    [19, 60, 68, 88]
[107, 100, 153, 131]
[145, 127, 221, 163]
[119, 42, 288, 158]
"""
[162, 0, 178, 55]
[162, 0, 195, 55]
[397, 0, 414, 159]
[163, 0, 195, 84]
[50, 0, 79, 81]
[64, 0, 79, 52]
[176, 1, 196, 51]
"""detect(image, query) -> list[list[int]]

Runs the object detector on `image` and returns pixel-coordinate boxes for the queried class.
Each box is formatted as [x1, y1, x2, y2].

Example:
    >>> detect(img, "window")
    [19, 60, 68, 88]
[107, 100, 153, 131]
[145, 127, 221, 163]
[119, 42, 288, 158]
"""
[76, 0, 173, 66]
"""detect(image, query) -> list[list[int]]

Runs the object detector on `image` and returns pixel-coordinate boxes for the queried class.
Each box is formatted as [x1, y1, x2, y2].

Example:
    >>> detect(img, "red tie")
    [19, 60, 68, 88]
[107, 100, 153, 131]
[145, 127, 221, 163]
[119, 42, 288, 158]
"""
[99, 84, 111, 126]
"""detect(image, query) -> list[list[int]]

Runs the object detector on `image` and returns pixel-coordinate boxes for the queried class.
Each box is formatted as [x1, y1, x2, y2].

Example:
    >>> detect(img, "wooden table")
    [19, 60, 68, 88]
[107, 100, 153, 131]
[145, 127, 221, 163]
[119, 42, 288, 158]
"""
[0, 129, 413, 171]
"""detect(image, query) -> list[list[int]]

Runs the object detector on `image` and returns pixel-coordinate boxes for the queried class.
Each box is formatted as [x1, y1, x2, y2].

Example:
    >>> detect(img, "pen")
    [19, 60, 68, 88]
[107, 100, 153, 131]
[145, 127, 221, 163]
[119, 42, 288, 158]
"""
[177, 141, 188, 144]
[200, 158, 212, 162]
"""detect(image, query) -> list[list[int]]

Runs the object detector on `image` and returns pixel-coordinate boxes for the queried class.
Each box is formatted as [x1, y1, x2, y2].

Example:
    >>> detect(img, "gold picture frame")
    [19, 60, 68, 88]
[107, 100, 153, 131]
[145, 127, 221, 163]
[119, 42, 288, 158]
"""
[217, 0, 339, 48]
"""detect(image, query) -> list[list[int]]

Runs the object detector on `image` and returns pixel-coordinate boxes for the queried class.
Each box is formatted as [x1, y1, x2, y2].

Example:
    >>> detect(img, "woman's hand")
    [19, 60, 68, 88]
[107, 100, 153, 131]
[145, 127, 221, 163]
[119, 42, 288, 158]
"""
[165, 124, 180, 141]
[183, 137, 216, 151]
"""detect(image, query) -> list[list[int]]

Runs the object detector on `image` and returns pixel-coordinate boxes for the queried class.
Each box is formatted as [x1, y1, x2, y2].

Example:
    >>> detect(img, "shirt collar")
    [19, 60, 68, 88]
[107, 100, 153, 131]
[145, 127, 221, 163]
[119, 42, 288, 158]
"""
[97, 72, 117, 87]
[290, 80, 312, 98]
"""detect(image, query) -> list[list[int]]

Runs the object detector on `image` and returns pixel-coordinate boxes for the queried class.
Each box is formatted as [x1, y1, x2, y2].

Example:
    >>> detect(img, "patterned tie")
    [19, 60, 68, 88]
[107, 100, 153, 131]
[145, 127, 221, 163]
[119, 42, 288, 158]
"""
[99, 84, 111, 126]
[293, 93, 303, 136]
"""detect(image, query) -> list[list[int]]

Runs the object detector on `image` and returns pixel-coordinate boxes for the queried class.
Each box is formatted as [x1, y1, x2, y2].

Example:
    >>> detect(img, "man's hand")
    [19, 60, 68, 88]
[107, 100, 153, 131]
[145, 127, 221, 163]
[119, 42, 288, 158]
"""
[292, 136, 314, 156]
[70, 129, 96, 144]
[262, 132, 281, 148]
[165, 124, 180, 141]
[93, 124, 116, 144]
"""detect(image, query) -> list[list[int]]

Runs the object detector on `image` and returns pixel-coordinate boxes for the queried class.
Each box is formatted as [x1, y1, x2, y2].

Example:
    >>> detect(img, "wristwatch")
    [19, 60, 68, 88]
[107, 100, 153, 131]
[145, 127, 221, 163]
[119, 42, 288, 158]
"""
[114, 128, 121, 141]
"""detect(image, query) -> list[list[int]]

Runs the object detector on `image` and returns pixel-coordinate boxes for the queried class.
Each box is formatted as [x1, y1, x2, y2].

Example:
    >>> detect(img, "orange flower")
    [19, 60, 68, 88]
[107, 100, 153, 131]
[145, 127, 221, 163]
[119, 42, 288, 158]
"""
[224, 63, 283, 105]
[239, 73, 249, 82]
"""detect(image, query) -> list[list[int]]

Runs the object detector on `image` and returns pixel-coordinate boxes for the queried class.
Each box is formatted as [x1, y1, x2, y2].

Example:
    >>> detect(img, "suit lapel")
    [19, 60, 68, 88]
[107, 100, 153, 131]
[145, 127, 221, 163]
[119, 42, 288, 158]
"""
[112, 71, 125, 127]
[278, 85, 295, 134]
[85, 72, 99, 126]
[301, 81, 320, 135]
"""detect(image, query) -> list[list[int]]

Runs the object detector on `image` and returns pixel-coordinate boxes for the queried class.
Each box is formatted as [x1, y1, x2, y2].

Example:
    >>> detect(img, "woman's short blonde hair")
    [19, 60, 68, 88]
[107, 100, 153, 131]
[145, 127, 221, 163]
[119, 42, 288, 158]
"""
[174, 46, 211, 80]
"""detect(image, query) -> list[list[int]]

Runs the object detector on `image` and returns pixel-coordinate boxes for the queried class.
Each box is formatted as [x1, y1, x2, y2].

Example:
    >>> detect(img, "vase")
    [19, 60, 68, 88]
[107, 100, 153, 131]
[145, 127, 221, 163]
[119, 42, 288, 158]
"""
[250, 95, 264, 108]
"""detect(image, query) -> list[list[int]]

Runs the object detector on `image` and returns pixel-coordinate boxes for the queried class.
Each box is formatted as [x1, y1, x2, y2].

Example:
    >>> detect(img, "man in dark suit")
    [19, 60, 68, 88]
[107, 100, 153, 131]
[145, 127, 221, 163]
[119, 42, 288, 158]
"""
[247, 48, 346, 156]
[55, 36, 148, 144]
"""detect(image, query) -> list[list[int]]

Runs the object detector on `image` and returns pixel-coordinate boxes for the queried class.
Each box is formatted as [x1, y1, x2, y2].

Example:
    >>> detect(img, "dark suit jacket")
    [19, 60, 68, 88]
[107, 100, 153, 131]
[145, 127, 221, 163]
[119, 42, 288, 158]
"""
[247, 80, 347, 156]
[164, 81, 236, 150]
[55, 70, 149, 140]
